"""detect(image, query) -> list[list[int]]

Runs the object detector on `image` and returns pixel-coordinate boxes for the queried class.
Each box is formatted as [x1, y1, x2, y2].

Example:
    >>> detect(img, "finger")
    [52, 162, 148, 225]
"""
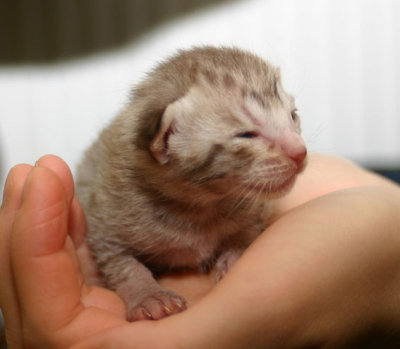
[11, 166, 85, 333]
[0, 164, 33, 348]
[35, 155, 88, 276]
[9, 164, 127, 348]
[1, 164, 33, 215]
[36, 155, 87, 250]
[35, 155, 74, 204]
[33, 156, 124, 314]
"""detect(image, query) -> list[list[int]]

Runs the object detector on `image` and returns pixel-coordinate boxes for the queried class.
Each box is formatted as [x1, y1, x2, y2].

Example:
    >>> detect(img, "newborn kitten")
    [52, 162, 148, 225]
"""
[75, 46, 307, 321]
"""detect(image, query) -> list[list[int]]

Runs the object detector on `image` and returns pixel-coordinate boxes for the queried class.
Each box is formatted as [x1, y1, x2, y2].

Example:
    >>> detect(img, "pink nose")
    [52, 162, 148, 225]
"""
[263, 130, 307, 167]
[277, 133, 307, 167]
[289, 147, 307, 166]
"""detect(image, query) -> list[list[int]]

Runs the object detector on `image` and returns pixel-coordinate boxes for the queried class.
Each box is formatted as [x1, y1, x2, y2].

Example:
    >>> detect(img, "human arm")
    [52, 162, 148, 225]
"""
[167, 185, 400, 348]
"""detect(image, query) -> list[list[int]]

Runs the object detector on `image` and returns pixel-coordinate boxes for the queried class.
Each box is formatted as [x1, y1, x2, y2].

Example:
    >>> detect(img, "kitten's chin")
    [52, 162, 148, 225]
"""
[246, 174, 297, 199]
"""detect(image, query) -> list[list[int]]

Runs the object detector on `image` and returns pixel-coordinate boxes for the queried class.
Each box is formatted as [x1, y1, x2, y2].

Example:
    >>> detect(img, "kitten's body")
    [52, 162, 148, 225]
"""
[76, 47, 307, 321]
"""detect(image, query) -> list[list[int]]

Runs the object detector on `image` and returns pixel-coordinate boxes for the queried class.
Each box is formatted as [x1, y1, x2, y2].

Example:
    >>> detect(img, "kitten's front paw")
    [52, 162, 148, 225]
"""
[127, 289, 187, 321]
[214, 249, 243, 282]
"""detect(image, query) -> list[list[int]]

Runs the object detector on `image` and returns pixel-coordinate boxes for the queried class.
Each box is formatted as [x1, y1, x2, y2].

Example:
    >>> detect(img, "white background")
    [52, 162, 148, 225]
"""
[1, 0, 399, 199]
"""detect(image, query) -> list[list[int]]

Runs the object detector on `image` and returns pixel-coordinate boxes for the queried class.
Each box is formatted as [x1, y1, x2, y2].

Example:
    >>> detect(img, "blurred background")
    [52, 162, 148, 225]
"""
[0, 0, 399, 346]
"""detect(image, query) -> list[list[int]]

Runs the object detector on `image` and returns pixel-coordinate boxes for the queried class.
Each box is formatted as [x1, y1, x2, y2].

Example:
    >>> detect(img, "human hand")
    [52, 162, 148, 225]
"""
[0, 155, 219, 348]
[0, 156, 130, 348]
[2, 154, 400, 348]
[80, 183, 400, 348]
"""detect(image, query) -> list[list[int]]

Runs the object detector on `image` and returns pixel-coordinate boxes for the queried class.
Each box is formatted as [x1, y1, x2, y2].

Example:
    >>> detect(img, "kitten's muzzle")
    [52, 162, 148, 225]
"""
[290, 147, 307, 169]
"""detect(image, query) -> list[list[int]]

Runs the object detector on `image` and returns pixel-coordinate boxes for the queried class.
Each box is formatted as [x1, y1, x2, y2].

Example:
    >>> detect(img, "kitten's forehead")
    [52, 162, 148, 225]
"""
[181, 66, 293, 134]
[195, 60, 280, 99]
[159, 47, 294, 132]
[189, 50, 293, 114]
[192, 64, 292, 124]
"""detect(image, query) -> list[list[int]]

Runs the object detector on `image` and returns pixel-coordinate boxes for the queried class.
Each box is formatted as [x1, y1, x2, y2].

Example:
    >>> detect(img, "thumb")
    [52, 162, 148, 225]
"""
[11, 165, 84, 333]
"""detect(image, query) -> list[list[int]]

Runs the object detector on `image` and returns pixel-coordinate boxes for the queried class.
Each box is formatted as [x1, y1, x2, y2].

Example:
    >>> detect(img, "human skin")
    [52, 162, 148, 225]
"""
[1, 154, 400, 348]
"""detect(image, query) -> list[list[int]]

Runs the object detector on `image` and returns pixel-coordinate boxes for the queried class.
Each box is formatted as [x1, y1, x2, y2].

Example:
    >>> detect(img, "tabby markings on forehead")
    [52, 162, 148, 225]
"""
[249, 90, 267, 109]
[241, 86, 248, 98]
[241, 106, 261, 127]
[188, 60, 199, 84]
[201, 68, 218, 85]
[223, 73, 236, 89]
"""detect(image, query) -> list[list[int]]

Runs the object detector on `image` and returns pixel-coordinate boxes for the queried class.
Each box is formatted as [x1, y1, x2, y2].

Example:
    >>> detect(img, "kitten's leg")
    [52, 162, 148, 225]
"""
[101, 254, 186, 321]
[214, 249, 244, 282]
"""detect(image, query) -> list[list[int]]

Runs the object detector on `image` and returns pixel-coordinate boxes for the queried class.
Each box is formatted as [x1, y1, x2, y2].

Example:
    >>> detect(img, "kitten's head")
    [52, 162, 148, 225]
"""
[149, 54, 306, 201]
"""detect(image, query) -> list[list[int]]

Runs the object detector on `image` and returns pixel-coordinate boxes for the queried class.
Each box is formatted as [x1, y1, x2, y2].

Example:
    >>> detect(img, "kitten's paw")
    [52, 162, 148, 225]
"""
[214, 249, 243, 282]
[127, 289, 187, 321]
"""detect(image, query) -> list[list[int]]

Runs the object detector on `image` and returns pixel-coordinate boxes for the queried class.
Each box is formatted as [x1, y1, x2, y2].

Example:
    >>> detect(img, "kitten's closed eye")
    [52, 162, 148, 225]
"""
[236, 131, 258, 139]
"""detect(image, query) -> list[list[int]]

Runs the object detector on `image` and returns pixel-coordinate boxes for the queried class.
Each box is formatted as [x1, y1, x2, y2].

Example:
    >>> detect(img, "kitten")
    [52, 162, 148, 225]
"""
[75, 46, 307, 321]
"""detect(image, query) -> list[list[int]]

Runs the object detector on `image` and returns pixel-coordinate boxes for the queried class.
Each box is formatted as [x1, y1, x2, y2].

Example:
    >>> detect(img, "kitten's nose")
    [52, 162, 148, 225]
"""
[277, 132, 307, 167]
[289, 146, 307, 166]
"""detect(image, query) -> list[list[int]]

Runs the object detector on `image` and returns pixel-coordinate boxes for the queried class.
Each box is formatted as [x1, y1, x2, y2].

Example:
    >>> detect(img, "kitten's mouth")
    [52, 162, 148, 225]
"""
[244, 162, 297, 198]
[251, 176, 295, 195]
[234, 159, 302, 199]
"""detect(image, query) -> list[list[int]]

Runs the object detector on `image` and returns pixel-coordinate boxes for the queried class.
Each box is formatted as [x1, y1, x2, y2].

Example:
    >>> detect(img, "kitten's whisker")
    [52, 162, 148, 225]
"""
[249, 177, 267, 213]
[226, 179, 256, 217]
[238, 176, 264, 210]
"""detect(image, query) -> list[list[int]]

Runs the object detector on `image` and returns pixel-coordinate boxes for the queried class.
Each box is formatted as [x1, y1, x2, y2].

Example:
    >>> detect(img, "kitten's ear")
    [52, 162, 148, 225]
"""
[150, 99, 183, 165]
